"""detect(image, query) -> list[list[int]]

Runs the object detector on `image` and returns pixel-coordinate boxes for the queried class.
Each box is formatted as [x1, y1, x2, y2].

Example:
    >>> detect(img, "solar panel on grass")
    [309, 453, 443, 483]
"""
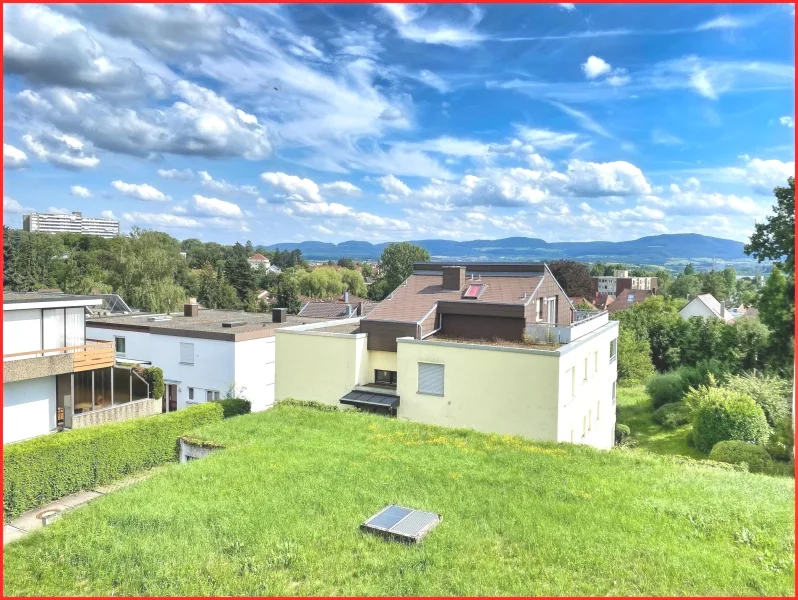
[361, 504, 442, 543]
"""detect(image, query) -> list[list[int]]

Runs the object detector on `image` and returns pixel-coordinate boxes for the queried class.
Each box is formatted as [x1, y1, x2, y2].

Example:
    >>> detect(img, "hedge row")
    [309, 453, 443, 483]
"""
[3, 403, 223, 520]
[214, 398, 251, 418]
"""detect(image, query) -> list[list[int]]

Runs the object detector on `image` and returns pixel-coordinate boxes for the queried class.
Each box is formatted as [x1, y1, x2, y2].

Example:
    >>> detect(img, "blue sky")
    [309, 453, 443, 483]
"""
[2, 3, 795, 244]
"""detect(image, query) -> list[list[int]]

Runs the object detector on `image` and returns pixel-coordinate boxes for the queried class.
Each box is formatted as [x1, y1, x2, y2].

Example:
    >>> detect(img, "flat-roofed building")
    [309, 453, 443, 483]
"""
[23, 211, 119, 238]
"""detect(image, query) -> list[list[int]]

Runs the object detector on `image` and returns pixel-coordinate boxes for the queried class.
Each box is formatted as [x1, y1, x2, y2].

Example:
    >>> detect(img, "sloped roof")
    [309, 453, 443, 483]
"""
[249, 253, 269, 261]
[364, 272, 543, 324]
[607, 288, 653, 314]
[694, 293, 735, 322]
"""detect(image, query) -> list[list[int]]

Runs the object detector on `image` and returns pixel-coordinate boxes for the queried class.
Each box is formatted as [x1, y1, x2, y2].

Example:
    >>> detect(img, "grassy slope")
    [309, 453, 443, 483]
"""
[616, 384, 705, 460]
[4, 406, 794, 596]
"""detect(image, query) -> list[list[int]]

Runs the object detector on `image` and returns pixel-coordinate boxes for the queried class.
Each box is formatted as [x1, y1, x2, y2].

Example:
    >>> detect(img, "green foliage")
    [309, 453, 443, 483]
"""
[745, 176, 795, 274]
[757, 265, 794, 374]
[725, 372, 792, 428]
[617, 329, 655, 383]
[709, 441, 772, 473]
[108, 228, 187, 312]
[275, 272, 302, 314]
[142, 366, 165, 401]
[674, 360, 731, 390]
[224, 242, 258, 302]
[3, 403, 223, 520]
[278, 398, 339, 412]
[668, 274, 701, 300]
[374, 242, 430, 299]
[765, 421, 794, 462]
[682, 263, 696, 276]
[614, 423, 631, 445]
[646, 372, 687, 409]
[690, 386, 771, 453]
[214, 398, 252, 418]
[296, 267, 367, 298]
[573, 299, 597, 311]
[198, 264, 240, 309]
[337, 257, 355, 269]
[547, 260, 594, 298]
[652, 403, 692, 429]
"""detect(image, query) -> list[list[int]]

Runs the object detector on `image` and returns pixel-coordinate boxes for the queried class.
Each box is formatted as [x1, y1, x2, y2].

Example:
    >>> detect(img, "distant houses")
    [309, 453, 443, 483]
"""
[248, 253, 271, 270]
[679, 294, 735, 322]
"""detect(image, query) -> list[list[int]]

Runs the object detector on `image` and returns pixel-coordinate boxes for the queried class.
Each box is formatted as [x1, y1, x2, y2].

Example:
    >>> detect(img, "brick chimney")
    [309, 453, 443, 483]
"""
[184, 298, 199, 317]
[442, 266, 466, 291]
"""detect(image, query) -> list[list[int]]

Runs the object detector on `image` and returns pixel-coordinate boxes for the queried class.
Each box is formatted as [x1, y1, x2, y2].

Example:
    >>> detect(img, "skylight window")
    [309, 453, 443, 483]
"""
[462, 283, 485, 299]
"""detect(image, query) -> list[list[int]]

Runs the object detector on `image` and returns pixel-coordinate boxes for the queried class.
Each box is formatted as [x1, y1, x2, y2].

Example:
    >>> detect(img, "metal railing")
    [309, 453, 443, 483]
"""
[525, 311, 610, 345]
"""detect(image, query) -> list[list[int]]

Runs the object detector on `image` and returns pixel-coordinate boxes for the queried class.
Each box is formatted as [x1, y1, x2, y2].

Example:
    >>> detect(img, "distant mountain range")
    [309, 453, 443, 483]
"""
[266, 233, 760, 267]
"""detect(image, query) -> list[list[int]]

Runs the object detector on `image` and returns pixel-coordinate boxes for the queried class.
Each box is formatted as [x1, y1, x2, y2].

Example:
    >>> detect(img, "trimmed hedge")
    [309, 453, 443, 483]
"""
[709, 440, 772, 473]
[215, 398, 251, 418]
[3, 403, 223, 520]
[652, 402, 692, 429]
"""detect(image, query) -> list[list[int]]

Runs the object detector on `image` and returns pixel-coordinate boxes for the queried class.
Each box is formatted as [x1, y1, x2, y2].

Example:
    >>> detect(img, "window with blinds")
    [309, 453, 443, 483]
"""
[418, 363, 444, 396]
[179, 342, 194, 365]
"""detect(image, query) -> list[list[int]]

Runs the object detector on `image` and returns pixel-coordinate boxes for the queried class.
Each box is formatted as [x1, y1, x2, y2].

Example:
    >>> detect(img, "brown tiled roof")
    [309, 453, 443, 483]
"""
[607, 289, 653, 313]
[297, 302, 353, 319]
[593, 293, 615, 310]
[249, 253, 268, 261]
[364, 273, 543, 324]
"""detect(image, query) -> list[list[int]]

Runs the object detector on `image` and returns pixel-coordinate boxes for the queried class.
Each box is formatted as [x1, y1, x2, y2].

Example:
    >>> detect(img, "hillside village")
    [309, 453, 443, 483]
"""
[2, 177, 795, 596]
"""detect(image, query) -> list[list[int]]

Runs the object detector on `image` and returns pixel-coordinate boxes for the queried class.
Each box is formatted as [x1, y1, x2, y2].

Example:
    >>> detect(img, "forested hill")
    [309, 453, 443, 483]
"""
[265, 233, 749, 263]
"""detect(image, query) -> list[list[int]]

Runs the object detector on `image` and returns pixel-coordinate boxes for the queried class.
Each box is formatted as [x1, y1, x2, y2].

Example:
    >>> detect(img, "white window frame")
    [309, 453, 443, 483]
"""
[206, 389, 220, 401]
[179, 342, 195, 365]
[566, 367, 576, 399]
[612, 380, 617, 405]
[594, 351, 599, 373]
[417, 362, 445, 396]
[583, 356, 589, 382]
[188, 387, 194, 401]
[536, 298, 544, 322]
[609, 339, 617, 364]
[114, 336, 126, 356]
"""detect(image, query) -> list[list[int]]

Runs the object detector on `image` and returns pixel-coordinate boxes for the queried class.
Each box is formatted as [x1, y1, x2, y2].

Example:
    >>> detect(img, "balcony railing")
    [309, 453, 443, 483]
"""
[525, 311, 609, 345]
[3, 339, 115, 372]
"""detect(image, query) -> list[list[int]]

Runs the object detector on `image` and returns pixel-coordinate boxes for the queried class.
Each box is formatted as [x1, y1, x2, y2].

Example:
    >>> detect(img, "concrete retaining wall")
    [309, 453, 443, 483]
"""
[71, 397, 161, 429]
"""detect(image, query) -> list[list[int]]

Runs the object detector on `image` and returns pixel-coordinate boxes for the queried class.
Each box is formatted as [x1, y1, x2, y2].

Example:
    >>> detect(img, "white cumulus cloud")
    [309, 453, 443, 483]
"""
[261, 172, 323, 202]
[22, 131, 99, 169]
[70, 185, 91, 198]
[192, 194, 243, 218]
[112, 180, 171, 202]
[4, 144, 28, 169]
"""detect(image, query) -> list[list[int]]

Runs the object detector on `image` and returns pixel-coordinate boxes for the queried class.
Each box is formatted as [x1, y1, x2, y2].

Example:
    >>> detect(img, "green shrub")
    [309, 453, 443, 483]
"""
[3, 403, 223, 520]
[675, 359, 731, 390]
[279, 398, 339, 412]
[725, 372, 792, 428]
[215, 398, 251, 418]
[709, 440, 772, 473]
[617, 329, 655, 383]
[646, 372, 687, 409]
[691, 387, 771, 453]
[136, 366, 164, 400]
[685, 429, 695, 447]
[652, 403, 692, 429]
[615, 424, 631, 445]
[765, 422, 795, 462]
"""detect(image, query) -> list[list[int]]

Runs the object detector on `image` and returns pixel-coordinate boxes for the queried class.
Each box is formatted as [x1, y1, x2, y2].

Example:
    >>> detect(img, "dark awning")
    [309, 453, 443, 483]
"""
[339, 391, 400, 412]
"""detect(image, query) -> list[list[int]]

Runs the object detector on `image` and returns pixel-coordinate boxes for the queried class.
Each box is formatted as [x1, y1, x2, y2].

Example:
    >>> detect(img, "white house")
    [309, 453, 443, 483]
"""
[248, 253, 271, 270]
[86, 302, 327, 413]
[679, 293, 735, 322]
[3, 292, 152, 444]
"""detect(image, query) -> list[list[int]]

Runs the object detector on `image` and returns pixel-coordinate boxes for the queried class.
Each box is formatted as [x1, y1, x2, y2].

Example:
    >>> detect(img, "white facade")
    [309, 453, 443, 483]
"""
[23, 212, 119, 238]
[86, 326, 277, 412]
[3, 295, 101, 444]
[3, 377, 57, 443]
[679, 295, 733, 322]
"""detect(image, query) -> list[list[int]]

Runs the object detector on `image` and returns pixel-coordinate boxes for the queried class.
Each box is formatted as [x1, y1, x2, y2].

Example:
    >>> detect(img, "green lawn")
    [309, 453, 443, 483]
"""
[4, 404, 794, 596]
[616, 384, 705, 460]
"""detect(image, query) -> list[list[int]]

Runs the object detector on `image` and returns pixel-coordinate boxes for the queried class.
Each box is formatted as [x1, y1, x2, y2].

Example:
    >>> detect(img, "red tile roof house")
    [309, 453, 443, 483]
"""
[247, 253, 271, 270]
[274, 262, 620, 450]
[607, 289, 653, 314]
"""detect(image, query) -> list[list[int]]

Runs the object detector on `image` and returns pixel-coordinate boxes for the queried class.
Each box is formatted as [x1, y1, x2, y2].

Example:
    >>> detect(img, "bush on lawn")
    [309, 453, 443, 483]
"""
[134, 366, 165, 400]
[617, 329, 655, 384]
[765, 421, 795, 462]
[725, 372, 792, 428]
[3, 403, 223, 520]
[691, 386, 771, 453]
[215, 398, 251, 418]
[646, 372, 687, 409]
[652, 402, 692, 429]
[709, 440, 772, 473]
[615, 423, 631, 446]
[675, 359, 731, 390]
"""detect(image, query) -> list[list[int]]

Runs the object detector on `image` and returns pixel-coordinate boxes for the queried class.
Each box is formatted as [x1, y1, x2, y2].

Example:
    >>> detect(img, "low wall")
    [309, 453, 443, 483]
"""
[72, 397, 161, 429]
[179, 437, 223, 464]
[3, 354, 73, 383]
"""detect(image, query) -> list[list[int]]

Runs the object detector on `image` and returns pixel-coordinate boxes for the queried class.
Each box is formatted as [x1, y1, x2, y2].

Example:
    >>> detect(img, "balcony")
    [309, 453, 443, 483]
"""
[525, 311, 610, 345]
[3, 339, 115, 383]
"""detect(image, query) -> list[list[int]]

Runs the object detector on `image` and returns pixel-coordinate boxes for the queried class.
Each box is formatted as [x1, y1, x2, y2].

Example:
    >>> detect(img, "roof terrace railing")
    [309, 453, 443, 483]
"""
[525, 310, 609, 344]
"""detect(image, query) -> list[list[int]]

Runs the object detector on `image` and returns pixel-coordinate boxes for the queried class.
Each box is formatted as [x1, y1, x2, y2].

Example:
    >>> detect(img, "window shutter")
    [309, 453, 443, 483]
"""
[180, 342, 194, 364]
[418, 363, 444, 395]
